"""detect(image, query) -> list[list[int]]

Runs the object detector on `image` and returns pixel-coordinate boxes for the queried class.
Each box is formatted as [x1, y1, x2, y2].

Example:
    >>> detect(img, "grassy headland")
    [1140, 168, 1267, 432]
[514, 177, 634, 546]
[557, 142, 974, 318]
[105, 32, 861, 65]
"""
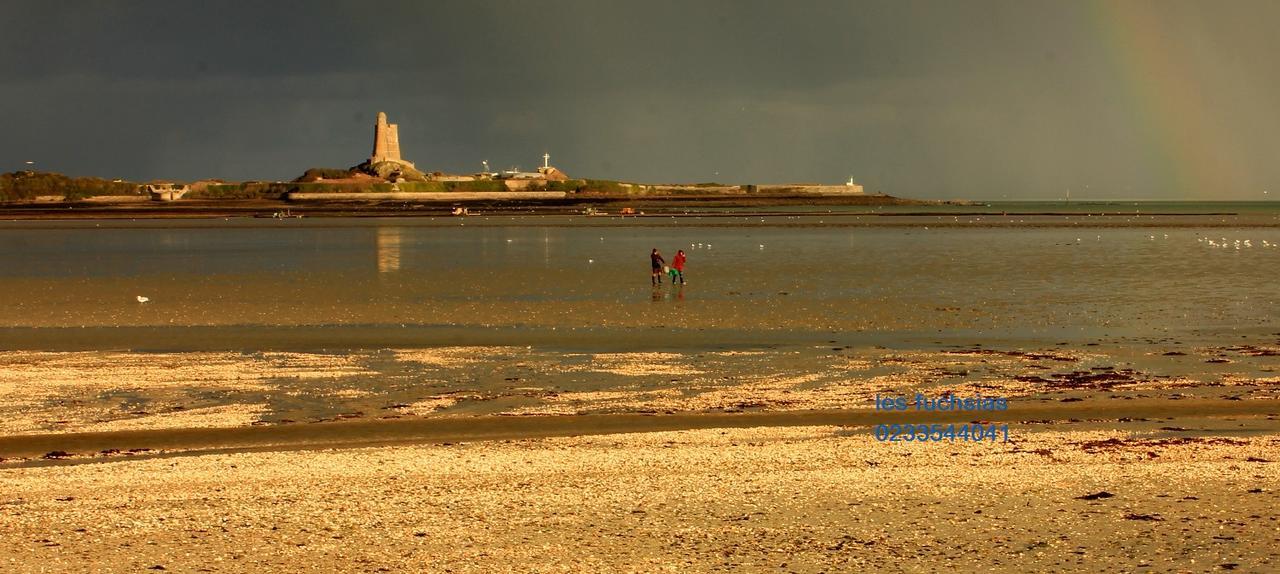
[0, 171, 141, 201]
[0, 170, 944, 218]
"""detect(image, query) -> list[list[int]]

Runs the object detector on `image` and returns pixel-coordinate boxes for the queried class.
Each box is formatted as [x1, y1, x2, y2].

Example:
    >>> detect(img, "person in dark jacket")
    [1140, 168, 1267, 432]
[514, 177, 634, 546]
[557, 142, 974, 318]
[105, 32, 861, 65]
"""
[650, 248, 666, 286]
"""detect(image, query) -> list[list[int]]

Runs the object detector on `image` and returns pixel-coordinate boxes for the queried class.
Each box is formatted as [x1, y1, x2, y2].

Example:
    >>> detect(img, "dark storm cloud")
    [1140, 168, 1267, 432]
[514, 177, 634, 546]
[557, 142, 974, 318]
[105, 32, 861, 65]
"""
[3, 0, 1279, 198]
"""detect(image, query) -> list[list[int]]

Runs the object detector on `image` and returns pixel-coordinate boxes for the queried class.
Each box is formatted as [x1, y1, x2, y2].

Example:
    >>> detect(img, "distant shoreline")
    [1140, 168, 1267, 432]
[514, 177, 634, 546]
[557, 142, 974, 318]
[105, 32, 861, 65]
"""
[0, 193, 951, 220]
[1, 195, 1275, 222]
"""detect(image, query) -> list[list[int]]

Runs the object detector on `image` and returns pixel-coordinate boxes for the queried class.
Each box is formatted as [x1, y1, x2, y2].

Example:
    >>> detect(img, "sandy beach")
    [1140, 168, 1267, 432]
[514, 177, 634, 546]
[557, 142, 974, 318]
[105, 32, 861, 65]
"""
[3, 422, 1278, 573]
[1, 345, 1277, 572]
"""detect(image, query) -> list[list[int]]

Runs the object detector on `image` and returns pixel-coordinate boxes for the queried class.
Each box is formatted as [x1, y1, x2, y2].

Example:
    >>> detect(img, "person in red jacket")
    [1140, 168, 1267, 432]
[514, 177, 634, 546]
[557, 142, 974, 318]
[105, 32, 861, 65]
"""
[672, 249, 687, 285]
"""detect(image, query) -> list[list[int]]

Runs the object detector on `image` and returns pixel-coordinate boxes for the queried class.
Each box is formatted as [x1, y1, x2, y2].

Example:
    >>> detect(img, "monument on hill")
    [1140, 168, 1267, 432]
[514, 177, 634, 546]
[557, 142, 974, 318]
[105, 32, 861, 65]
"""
[350, 111, 426, 181]
[370, 112, 414, 168]
[371, 112, 398, 163]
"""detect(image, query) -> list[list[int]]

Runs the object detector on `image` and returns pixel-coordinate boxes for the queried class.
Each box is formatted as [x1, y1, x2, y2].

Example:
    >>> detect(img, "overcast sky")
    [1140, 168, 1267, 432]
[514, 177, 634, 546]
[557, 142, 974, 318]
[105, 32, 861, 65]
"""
[3, 0, 1278, 199]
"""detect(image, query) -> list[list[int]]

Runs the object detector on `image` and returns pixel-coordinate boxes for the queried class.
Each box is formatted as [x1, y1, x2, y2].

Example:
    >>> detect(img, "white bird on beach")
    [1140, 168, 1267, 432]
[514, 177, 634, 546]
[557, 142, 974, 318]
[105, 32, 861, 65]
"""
[136, 296, 150, 303]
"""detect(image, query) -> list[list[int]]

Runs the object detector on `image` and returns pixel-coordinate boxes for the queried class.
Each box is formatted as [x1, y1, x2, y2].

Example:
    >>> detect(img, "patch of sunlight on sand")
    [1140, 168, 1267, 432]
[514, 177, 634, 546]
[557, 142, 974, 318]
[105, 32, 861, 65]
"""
[0, 351, 373, 433]
[392, 347, 510, 368]
[77, 403, 269, 433]
[321, 388, 374, 399]
[397, 395, 466, 415]
[578, 352, 704, 376]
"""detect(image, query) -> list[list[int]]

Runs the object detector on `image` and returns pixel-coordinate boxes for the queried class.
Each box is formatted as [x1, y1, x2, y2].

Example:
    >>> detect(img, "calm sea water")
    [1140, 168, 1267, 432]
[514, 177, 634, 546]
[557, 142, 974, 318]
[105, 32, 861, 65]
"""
[1, 202, 1278, 351]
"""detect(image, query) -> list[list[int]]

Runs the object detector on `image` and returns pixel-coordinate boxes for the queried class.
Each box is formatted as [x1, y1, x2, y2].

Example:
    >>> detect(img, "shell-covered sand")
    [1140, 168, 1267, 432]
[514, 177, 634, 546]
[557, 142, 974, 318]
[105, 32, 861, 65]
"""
[1, 426, 1277, 573]
[2, 342, 1277, 572]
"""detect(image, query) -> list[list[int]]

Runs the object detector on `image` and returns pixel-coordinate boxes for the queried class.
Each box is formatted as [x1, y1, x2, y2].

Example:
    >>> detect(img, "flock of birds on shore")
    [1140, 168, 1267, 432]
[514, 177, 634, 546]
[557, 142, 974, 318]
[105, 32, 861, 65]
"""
[1197, 237, 1277, 249]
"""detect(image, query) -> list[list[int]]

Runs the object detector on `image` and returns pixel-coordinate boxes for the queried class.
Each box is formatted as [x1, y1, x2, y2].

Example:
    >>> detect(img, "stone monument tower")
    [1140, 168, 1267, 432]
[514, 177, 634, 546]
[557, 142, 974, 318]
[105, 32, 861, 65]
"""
[354, 110, 421, 180]
[370, 112, 406, 165]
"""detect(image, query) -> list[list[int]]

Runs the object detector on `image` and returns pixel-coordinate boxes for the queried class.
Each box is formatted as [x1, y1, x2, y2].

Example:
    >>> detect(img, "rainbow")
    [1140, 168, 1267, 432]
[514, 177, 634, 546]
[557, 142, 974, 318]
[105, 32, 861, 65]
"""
[1091, 1, 1247, 198]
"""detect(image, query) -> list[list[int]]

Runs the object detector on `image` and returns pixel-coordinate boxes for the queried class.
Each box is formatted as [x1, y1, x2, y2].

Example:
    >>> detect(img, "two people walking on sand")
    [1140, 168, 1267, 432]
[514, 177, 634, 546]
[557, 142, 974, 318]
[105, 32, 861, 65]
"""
[650, 248, 686, 286]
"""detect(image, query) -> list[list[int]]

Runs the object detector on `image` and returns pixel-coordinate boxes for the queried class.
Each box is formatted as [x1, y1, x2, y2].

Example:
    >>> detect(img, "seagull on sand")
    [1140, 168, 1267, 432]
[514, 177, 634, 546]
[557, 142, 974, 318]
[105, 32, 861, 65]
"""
[136, 296, 150, 303]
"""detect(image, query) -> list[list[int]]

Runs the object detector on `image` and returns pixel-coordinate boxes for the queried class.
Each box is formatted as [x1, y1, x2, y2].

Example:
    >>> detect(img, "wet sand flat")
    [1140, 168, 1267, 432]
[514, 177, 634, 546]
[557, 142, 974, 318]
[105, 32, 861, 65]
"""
[0, 344, 1276, 441]
[2, 398, 1278, 463]
[1, 215, 1277, 340]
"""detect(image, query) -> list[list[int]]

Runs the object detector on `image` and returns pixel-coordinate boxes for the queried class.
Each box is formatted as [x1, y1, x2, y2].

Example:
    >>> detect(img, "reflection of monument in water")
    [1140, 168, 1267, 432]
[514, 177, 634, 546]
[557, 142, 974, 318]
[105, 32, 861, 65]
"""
[376, 227, 402, 273]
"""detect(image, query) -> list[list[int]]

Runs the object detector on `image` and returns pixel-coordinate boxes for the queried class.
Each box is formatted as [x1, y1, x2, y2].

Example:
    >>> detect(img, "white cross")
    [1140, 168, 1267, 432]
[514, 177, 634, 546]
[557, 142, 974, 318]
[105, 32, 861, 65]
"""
[543, 153, 550, 168]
